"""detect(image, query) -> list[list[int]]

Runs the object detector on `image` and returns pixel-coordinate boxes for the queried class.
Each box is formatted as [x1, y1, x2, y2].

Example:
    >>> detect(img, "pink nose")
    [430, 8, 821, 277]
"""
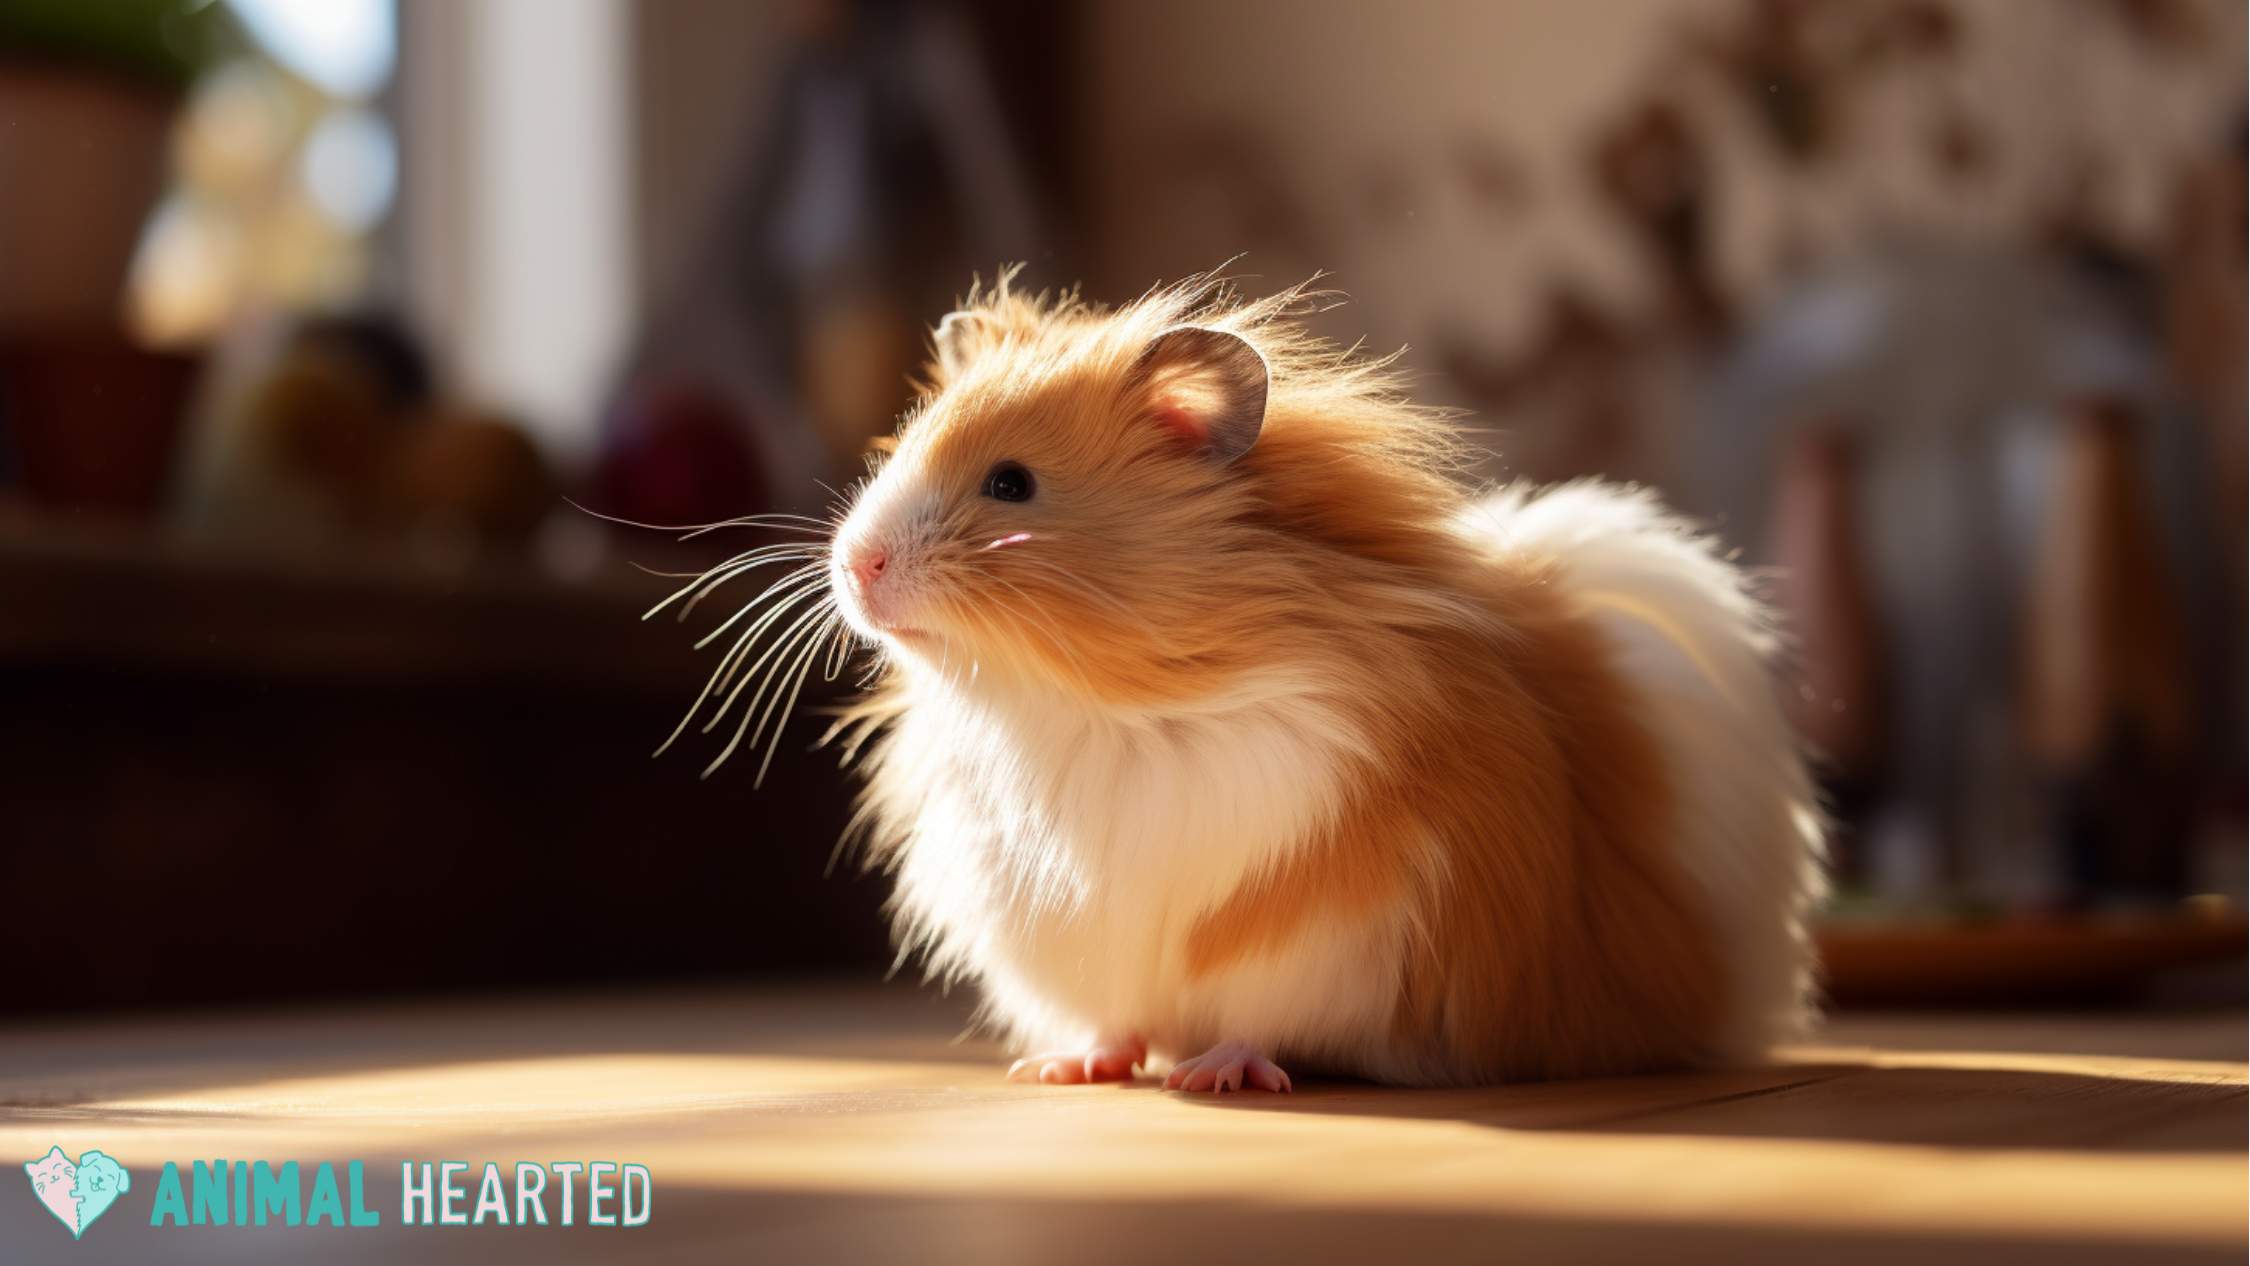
[846, 546, 888, 590]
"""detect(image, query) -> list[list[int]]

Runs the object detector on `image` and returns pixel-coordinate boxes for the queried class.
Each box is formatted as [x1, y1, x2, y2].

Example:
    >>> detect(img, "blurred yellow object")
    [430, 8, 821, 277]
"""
[239, 346, 398, 521]
[126, 56, 388, 348]
[2181, 893, 2234, 923]
[799, 291, 919, 478]
[381, 409, 556, 549]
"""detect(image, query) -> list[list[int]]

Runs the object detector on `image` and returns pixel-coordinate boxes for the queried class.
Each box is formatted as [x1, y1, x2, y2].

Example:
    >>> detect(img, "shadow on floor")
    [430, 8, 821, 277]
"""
[1167, 1059, 2248, 1153]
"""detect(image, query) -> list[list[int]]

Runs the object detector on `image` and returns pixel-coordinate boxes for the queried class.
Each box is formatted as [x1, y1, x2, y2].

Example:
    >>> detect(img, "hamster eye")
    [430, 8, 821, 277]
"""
[982, 461, 1035, 502]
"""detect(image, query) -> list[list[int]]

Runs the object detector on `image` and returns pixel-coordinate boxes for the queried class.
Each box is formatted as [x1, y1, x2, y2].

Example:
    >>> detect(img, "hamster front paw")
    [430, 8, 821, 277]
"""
[1163, 1041, 1292, 1094]
[1006, 1033, 1146, 1085]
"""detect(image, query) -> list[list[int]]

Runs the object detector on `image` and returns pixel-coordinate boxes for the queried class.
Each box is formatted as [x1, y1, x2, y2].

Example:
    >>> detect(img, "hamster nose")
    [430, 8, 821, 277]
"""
[846, 545, 889, 590]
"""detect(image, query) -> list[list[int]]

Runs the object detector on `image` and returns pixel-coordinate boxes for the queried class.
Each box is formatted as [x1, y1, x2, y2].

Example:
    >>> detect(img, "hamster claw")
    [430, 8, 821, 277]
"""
[1162, 1042, 1292, 1094]
[1006, 1035, 1146, 1085]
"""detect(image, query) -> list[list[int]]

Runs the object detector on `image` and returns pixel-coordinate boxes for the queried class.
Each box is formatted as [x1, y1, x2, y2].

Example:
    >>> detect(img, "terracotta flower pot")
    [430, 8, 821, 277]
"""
[0, 63, 192, 518]
[0, 63, 176, 333]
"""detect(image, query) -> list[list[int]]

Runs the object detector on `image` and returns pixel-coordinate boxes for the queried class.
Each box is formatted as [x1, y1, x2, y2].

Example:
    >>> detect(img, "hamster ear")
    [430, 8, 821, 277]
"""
[932, 310, 999, 381]
[1131, 326, 1268, 464]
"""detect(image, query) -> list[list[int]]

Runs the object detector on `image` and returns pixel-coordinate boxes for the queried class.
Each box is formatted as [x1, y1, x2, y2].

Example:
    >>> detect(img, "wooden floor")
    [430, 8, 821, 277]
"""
[1, 984, 2241, 1265]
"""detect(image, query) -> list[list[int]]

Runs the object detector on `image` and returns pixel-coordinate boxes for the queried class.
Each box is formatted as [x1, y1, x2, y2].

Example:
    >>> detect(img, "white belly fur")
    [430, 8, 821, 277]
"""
[878, 666, 1405, 1066]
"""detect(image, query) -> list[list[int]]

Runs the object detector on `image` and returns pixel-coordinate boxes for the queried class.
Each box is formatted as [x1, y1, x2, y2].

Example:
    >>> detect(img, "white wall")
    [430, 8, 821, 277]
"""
[399, 0, 634, 460]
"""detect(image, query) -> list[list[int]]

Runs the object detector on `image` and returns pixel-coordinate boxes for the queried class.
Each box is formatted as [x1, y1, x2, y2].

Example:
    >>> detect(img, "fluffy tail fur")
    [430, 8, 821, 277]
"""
[1462, 481, 1828, 1056]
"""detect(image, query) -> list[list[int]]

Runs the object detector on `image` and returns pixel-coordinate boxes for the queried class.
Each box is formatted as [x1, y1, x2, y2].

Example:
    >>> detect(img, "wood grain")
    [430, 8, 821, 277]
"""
[0, 985, 2240, 1265]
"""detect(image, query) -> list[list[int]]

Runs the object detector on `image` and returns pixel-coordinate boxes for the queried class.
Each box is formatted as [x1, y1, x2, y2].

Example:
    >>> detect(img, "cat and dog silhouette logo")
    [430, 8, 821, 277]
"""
[23, 1146, 131, 1239]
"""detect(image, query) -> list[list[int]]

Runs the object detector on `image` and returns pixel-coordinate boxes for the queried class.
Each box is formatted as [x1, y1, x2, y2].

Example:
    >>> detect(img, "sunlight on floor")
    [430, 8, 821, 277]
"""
[3, 1035, 2238, 1253]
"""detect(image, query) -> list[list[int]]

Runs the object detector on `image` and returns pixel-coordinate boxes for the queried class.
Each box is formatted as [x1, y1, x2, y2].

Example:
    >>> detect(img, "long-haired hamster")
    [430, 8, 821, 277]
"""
[690, 269, 1825, 1091]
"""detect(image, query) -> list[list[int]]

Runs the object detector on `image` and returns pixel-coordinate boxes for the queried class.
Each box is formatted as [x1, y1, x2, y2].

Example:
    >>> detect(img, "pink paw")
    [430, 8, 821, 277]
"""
[1006, 1035, 1146, 1085]
[1162, 1041, 1292, 1094]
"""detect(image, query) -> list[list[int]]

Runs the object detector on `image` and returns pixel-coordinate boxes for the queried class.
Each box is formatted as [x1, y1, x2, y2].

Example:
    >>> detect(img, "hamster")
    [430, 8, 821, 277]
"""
[753, 270, 1823, 1090]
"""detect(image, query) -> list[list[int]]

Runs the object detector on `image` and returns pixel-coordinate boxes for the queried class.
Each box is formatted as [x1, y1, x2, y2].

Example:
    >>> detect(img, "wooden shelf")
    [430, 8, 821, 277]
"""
[1818, 913, 2248, 1005]
[0, 511, 772, 693]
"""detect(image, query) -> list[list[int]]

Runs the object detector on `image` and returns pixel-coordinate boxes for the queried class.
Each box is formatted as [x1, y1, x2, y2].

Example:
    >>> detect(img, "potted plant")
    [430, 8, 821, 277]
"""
[0, 0, 239, 517]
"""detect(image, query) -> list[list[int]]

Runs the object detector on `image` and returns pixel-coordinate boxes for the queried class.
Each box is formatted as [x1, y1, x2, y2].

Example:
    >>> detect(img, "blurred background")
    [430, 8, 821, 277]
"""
[1, 0, 2242, 1015]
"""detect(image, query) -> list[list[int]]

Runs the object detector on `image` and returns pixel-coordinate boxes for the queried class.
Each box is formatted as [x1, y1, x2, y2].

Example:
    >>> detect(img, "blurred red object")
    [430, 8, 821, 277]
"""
[591, 383, 768, 530]
[0, 334, 199, 519]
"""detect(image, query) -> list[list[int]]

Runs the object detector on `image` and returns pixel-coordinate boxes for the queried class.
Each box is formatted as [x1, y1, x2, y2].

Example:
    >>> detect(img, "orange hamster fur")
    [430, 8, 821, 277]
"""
[794, 270, 1827, 1090]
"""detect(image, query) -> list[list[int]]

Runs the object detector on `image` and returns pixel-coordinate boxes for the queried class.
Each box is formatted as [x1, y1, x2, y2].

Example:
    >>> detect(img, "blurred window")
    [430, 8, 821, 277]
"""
[125, 0, 397, 347]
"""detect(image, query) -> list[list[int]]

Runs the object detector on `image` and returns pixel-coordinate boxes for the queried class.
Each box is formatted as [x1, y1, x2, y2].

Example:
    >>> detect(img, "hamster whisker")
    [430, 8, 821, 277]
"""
[698, 598, 830, 763]
[653, 574, 829, 758]
[628, 560, 733, 581]
[677, 549, 828, 621]
[678, 516, 833, 541]
[752, 607, 843, 787]
[979, 532, 1033, 552]
[567, 497, 831, 538]
[698, 591, 837, 739]
[692, 563, 828, 650]
[690, 582, 830, 722]
[812, 478, 860, 515]
[641, 545, 822, 622]
[741, 605, 832, 753]
[641, 549, 788, 619]
[704, 598, 837, 781]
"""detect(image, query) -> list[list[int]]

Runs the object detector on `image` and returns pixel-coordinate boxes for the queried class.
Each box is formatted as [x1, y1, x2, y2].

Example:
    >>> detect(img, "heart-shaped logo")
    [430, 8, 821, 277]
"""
[24, 1146, 131, 1238]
